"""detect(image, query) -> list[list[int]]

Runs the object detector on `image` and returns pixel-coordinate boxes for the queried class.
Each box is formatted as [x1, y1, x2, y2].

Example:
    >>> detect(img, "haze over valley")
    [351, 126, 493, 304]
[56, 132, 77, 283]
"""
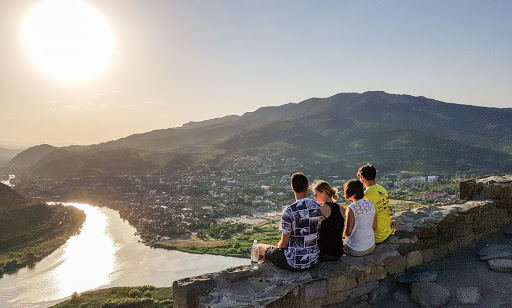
[1, 1, 512, 307]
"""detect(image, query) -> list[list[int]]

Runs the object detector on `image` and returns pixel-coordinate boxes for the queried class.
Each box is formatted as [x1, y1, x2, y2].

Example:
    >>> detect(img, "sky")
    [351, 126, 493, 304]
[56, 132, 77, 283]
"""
[1, 0, 511, 148]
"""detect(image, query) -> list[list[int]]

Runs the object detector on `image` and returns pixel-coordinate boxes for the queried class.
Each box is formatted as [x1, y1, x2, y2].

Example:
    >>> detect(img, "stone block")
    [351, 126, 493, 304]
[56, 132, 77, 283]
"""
[421, 249, 434, 263]
[265, 286, 302, 308]
[303, 279, 327, 300]
[369, 285, 389, 304]
[446, 241, 458, 253]
[384, 254, 406, 274]
[356, 266, 387, 284]
[223, 265, 260, 283]
[455, 233, 475, 248]
[406, 250, 423, 268]
[311, 290, 350, 306]
[417, 226, 437, 239]
[172, 277, 216, 308]
[454, 224, 473, 237]
[459, 180, 475, 200]
[348, 281, 379, 299]
[327, 275, 357, 294]
[487, 259, 512, 272]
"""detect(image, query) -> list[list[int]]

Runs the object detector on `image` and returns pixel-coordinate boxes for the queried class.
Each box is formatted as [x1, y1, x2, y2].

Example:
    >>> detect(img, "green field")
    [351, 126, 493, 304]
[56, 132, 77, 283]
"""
[160, 222, 281, 258]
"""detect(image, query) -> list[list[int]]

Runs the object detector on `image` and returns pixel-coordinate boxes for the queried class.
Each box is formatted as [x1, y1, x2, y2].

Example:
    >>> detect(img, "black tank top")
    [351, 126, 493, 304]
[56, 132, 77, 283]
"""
[318, 202, 345, 257]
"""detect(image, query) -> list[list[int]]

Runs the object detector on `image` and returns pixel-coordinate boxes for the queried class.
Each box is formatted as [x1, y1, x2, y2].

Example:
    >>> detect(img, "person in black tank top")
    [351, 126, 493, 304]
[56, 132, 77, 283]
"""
[311, 180, 345, 261]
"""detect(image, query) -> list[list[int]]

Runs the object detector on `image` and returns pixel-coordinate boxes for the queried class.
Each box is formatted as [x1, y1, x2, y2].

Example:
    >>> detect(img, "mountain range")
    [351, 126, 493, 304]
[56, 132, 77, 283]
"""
[7, 91, 512, 178]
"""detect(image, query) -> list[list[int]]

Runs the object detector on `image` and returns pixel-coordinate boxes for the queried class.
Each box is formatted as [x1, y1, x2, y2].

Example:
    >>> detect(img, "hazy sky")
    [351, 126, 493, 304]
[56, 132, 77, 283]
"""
[1, 0, 511, 147]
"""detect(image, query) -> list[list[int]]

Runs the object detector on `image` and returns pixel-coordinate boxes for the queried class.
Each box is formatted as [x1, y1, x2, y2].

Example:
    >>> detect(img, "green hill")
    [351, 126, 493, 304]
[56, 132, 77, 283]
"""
[9, 91, 512, 178]
[0, 183, 85, 276]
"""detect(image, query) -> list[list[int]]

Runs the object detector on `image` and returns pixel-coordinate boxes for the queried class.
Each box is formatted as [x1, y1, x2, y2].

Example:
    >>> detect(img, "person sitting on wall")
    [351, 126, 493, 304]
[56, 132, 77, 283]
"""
[311, 180, 345, 261]
[357, 163, 392, 244]
[257, 172, 324, 270]
[343, 179, 377, 257]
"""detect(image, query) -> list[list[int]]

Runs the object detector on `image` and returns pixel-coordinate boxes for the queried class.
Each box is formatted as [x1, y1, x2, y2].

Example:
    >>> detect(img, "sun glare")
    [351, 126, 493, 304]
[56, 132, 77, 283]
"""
[22, 0, 114, 81]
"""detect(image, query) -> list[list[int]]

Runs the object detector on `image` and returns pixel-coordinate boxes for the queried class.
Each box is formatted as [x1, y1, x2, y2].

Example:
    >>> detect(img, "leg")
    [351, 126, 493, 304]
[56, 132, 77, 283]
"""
[256, 244, 274, 261]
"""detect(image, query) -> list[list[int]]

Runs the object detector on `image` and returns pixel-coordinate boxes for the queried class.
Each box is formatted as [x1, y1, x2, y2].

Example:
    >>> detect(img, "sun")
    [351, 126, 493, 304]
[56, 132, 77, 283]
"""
[22, 0, 114, 81]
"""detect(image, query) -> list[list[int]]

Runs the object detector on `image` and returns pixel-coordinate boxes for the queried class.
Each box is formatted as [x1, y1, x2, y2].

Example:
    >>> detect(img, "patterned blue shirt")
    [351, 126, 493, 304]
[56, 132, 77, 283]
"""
[279, 198, 323, 269]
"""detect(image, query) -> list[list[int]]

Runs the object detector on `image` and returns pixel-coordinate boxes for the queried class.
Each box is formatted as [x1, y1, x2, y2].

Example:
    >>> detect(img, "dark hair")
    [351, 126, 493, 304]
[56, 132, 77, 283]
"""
[291, 172, 308, 193]
[344, 179, 364, 200]
[357, 163, 376, 181]
[311, 180, 339, 201]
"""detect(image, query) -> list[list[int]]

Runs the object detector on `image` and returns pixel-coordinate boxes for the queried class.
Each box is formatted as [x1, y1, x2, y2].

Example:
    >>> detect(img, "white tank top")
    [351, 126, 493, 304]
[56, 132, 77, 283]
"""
[345, 199, 376, 251]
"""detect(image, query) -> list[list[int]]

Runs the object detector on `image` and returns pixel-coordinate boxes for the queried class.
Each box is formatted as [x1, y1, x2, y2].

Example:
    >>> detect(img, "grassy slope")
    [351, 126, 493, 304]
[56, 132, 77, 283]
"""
[53, 286, 173, 308]
[0, 191, 86, 276]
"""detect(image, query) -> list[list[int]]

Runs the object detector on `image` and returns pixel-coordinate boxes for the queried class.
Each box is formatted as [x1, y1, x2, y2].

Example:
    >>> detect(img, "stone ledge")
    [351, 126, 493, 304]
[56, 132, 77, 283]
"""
[460, 175, 512, 201]
[173, 177, 512, 307]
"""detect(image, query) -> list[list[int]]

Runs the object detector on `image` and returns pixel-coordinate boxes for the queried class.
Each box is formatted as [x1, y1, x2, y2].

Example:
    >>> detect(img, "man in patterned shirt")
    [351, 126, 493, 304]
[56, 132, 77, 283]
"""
[257, 172, 324, 270]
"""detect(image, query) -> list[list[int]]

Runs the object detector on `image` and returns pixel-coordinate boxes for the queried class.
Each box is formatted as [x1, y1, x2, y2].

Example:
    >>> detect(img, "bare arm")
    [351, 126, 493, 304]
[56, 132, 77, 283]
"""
[339, 204, 345, 219]
[343, 207, 354, 238]
[277, 233, 290, 248]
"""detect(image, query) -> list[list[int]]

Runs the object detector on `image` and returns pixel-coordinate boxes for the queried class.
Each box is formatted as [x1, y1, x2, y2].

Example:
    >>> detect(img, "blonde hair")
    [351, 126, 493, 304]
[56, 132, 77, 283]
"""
[311, 180, 339, 201]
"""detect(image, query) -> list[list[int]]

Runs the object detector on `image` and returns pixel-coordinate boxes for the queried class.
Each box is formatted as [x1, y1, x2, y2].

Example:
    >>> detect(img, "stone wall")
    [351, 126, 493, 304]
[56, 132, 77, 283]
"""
[173, 175, 512, 307]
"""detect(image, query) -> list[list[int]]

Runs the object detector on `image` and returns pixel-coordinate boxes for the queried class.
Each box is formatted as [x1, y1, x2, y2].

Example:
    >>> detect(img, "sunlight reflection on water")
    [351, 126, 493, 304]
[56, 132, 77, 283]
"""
[53, 203, 118, 297]
[0, 202, 247, 308]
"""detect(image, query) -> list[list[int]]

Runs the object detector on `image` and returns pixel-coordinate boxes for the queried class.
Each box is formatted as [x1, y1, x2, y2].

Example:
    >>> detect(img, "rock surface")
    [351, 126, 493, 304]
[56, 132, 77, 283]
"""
[395, 271, 437, 285]
[504, 224, 512, 236]
[460, 175, 512, 200]
[478, 244, 512, 261]
[456, 286, 481, 304]
[392, 288, 411, 303]
[410, 282, 451, 307]
[487, 259, 512, 272]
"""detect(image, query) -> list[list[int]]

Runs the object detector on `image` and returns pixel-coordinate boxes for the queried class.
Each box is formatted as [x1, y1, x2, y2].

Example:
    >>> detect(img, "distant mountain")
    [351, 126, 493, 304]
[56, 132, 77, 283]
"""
[9, 91, 512, 178]
[8, 144, 56, 170]
[11, 147, 158, 179]
[0, 146, 23, 164]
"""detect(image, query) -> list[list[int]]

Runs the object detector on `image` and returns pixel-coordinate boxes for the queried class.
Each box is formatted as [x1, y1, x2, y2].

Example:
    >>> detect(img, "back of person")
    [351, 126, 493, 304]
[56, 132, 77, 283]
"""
[345, 199, 375, 251]
[318, 201, 344, 258]
[365, 184, 391, 243]
[280, 198, 323, 269]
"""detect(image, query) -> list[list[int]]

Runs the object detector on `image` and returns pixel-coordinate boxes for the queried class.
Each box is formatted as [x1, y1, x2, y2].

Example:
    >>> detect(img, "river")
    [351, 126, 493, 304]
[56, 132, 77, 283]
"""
[0, 202, 248, 307]
[1, 175, 15, 187]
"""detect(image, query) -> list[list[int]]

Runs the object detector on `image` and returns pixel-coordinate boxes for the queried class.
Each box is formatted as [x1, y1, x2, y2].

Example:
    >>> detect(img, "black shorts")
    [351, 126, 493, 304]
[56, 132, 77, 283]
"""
[264, 247, 298, 271]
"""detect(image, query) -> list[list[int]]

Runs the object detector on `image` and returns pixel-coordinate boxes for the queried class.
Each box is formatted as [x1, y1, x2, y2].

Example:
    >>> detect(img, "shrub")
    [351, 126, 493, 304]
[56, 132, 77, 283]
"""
[128, 289, 143, 298]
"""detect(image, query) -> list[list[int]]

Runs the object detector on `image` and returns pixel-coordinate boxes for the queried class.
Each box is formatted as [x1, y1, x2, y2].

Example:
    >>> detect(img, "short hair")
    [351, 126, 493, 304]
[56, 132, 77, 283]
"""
[291, 172, 308, 193]
[344, 179, 364, 200]
[357, 163, 376, 181]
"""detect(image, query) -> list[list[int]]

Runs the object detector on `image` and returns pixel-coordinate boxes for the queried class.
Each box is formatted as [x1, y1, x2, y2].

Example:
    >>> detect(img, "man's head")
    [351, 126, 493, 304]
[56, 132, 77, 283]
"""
[290, 172, 308, 195]
[344, 179, 364, 201]
[357, 163, 376, 187]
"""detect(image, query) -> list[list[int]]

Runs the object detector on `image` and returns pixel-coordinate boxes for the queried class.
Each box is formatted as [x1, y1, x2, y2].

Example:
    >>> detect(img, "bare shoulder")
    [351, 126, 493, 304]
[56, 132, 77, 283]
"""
[320, 203, 332, 217]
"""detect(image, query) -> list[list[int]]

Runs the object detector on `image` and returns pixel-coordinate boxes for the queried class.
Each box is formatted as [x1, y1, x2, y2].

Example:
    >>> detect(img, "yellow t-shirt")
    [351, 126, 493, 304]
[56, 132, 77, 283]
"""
[364, 184, 391, 243]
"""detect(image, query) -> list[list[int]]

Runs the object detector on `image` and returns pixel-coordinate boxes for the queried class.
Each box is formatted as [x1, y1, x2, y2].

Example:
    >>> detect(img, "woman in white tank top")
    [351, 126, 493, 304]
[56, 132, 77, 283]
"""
[342, 179, 376, 256]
